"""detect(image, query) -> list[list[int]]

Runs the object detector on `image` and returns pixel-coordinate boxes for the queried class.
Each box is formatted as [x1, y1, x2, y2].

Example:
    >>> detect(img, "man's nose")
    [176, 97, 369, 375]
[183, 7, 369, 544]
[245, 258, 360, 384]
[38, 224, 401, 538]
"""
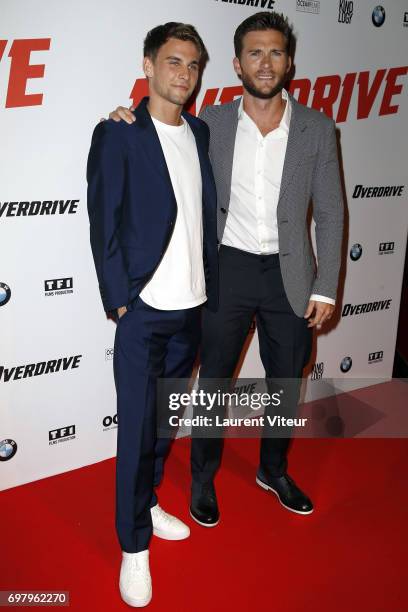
[178, 65, 189, 80]
[260, 54, 272, 68]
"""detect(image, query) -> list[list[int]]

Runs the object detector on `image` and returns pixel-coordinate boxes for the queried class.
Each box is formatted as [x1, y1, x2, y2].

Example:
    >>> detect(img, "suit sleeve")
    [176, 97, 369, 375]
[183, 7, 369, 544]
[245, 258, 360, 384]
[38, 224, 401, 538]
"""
[311, 119, 344, 300]
[86, 121, 130, 314]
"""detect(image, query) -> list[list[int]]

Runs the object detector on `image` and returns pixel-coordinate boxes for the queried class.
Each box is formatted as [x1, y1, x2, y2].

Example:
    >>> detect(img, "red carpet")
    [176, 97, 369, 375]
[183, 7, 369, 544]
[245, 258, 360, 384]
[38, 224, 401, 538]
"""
[1, 436, 407, 611]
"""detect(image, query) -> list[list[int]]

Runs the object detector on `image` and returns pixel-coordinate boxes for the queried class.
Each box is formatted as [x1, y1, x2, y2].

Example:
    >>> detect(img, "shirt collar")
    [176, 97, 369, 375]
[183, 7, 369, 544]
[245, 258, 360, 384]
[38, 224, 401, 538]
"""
[238, 88, 291, 135]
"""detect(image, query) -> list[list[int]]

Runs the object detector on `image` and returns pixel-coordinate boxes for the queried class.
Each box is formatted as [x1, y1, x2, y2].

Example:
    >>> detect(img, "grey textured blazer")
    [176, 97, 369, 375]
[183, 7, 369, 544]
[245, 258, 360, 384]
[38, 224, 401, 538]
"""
[199, 94, 344, 317]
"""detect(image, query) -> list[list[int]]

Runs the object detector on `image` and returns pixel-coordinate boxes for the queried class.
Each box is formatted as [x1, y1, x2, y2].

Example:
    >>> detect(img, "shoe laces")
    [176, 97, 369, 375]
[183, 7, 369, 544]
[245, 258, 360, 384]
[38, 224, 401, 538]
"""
[152, 504, 174, 524]
[128, 554, 150, 579]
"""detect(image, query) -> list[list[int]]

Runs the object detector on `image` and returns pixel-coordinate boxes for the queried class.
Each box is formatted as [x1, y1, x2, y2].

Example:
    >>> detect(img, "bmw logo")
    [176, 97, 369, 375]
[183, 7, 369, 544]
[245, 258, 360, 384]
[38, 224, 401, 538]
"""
[340, 356, 353, 373]
[0, 439, 18, 461]
[0, 282, 11, 307]
[372, 6, 385, 27]
[350, 243, 362, 261]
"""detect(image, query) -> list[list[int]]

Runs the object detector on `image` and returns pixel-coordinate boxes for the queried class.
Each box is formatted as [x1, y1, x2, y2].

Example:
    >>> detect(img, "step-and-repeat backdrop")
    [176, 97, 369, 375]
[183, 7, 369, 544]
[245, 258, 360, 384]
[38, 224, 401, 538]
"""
[1, 0, 407, 489]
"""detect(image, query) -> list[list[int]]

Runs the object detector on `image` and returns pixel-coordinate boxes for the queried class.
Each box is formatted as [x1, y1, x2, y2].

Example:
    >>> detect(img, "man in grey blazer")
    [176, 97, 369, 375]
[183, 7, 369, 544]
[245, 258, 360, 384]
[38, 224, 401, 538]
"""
[109, 11, 343, 526]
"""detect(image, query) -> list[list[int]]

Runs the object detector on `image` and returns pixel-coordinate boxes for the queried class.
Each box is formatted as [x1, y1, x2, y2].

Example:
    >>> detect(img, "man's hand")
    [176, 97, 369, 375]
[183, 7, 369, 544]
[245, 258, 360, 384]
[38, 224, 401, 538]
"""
[109, 106, 135, 124]
[304, 300, 334, 329]
[117, 305, 127, 319]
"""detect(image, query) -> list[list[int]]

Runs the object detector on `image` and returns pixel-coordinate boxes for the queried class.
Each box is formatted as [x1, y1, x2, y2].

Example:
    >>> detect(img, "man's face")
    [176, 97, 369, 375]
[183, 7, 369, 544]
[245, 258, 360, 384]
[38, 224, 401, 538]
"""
[233, 29, 291, 99]
[144, 38, 200, 106]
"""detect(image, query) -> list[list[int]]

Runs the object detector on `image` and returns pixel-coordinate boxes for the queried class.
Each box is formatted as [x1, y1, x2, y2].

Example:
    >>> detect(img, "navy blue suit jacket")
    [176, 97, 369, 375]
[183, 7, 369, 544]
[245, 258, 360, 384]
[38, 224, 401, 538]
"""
[87, 97, 219, 316]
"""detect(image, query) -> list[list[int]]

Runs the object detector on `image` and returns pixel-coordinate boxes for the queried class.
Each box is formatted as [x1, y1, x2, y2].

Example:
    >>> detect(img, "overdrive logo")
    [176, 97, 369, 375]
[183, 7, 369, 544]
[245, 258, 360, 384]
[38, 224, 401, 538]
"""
[214, 0, 276, 8]
[0, 282, 11, 307]
[352, 185, 404, 198]
[44, 278, 73, 297]
[49, 425, 76, 445]
[340, 356, 352, 373]
[342, 299, 392, 316]
[0, 38, 51, 108]
[350, 243, 362, 261]
[131, 65, 408, 123]
[0, 199, 79, 218]
[0, 355, 82, 382]
[0, 439, 17, 461]
[372, 6, 385, 27]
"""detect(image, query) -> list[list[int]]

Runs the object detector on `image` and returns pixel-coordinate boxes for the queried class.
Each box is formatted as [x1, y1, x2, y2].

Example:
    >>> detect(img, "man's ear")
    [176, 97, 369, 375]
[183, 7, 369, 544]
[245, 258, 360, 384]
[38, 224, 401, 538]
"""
[233, 56, 242, 79]
[143, 56, 153, 78]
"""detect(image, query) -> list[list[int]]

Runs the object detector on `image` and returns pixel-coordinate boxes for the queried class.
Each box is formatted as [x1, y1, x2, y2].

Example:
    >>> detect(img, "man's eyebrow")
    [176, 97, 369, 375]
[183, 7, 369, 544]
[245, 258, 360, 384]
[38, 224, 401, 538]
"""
[165, 55, 200, 65]
[247, 47, 286, 52]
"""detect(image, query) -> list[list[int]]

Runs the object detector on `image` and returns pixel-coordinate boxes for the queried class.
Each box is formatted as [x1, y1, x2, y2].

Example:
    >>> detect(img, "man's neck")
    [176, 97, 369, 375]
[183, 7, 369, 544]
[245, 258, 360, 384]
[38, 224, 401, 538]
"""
[147, 93, 183, 126]
[242, 90, 287, 136]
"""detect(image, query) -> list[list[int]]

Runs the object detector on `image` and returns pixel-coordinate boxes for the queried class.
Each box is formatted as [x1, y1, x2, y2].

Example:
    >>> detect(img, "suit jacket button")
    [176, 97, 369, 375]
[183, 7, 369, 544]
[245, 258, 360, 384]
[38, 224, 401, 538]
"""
[220, 207, 226, 214]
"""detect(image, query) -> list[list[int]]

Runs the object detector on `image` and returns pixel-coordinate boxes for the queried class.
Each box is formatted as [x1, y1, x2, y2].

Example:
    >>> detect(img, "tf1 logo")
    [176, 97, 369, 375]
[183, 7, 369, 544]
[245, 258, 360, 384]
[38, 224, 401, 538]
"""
[0, 38, 51, 107]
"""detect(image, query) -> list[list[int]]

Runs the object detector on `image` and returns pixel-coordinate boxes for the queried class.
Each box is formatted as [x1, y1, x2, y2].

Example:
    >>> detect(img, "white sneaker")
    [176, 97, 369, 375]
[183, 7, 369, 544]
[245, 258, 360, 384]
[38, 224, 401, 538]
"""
[119, 550, 152, 607]
[151, 504, 190, 540]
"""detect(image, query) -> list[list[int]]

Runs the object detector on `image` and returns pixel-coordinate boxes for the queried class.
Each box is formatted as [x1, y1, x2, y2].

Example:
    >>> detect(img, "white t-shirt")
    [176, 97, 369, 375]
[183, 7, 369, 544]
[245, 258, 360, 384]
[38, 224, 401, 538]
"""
[139, 116, 207, 310]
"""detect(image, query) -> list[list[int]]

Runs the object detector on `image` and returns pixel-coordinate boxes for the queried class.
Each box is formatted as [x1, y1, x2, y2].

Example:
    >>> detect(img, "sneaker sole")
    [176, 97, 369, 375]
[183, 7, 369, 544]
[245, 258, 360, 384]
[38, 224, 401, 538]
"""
[189, 509, 220, 527]
[255, 477, 314, 515]
[119, 588, 152, 608]
[152, 527, 190, 540]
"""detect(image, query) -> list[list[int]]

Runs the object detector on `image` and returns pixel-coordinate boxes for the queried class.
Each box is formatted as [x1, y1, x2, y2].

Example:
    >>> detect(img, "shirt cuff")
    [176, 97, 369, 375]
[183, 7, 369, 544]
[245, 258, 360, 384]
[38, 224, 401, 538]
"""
[310, 294, 335, 306]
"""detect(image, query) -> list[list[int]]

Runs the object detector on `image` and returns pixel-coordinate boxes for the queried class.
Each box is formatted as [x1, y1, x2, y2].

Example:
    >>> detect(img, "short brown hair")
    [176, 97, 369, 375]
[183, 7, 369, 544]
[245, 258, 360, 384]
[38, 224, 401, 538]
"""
[234, 11, 293, 58]
[143, 22, 208, 63]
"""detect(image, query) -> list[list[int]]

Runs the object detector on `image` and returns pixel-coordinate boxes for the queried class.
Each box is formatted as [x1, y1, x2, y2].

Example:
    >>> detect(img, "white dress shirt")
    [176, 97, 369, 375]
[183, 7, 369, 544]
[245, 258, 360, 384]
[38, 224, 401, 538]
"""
[139, 116, 207, 310]
[222, 89, 334, 306]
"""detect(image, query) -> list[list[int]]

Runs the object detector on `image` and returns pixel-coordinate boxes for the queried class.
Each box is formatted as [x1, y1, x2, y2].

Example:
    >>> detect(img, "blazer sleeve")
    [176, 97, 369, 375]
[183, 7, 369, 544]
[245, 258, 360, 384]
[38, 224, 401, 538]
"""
[86, 121, 130, 314]
[311, 118, 344, 300]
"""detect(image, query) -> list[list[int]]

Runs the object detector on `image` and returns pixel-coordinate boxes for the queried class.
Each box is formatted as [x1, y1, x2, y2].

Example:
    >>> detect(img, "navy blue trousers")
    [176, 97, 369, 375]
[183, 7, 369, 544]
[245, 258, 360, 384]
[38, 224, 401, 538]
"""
[113, 296, 201, 553]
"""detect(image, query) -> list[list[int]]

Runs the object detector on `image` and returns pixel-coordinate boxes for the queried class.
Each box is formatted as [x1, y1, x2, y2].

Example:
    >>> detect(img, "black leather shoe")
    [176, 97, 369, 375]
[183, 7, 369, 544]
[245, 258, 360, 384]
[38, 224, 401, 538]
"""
[256, 471, 314, 515]
[190, 481, 220, 527]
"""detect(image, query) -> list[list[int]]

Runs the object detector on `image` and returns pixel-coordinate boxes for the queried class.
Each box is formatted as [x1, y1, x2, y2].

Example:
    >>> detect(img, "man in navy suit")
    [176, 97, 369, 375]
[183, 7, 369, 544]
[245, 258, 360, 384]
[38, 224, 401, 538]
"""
[87, 22, 218, 607]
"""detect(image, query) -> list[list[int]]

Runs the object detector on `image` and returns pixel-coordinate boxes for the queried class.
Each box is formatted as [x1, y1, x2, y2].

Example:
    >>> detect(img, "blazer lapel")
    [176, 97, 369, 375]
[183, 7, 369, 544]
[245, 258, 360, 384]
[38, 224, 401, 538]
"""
[278, 96, 310, 203]
[218, 99, 240, 211]
[183, 112, 217, 210]
[131, 98, 217, 212]
[132, 97, 174, 194]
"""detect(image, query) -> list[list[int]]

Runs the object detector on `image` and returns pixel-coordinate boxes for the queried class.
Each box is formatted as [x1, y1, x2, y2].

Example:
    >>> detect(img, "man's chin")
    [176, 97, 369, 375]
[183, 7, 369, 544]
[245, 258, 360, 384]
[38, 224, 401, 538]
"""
[169, 92, 191, 106]
[242, 78, 284, 100]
